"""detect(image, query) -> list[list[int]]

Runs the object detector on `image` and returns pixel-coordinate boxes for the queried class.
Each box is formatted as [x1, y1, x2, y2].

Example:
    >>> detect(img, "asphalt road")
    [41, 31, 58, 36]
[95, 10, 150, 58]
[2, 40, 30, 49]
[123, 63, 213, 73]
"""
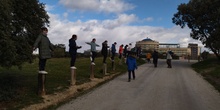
[57, 59, 220, 110]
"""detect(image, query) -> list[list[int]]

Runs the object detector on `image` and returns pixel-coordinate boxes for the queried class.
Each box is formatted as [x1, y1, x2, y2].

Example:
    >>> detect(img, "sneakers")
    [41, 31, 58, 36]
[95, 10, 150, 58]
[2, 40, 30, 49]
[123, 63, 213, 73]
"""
[91, 62, 95, 65]
[39, 71, 48, 74]
[109, 58, 114, 62]
[70, 66, 77, 69]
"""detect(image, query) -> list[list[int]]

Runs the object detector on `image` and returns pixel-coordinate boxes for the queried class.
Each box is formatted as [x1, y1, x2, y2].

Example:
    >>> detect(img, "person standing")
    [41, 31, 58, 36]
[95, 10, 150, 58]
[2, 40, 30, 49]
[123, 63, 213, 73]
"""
[110, 42, 117, 61]
[123, 45, 128, 63]
[118, 44, 124, 64]
[69, 34, 82, 69]
[127, 43, 132, 55]
[33, 27, 54, 74]
[86, 38, 100, 65]
[166, 49, 173, 68]
[101, 40, 109, 64]
[136, 46, 141, 58]
[146, 52, 152, 63]
[152, 50, 159, 67]
[126, 52, 137, 82]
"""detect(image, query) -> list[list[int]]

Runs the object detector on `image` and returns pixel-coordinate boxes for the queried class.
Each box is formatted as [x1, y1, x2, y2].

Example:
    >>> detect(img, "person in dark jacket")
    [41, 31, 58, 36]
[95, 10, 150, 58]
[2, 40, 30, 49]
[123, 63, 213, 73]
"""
[110, 42, 117, 61]
[126, 52, 137, 82]
[123, 44, 128, 63]
[33, 27, 54, 74]
[152, 50, 159, 67]
[69, 34, 82, 69]
[101, 40, 109, 64]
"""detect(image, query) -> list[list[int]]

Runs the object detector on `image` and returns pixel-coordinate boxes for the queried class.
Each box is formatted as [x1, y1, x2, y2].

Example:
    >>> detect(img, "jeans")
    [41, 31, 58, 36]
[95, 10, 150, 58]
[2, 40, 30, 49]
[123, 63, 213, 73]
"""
[91, 51, 97, 62]
[70, 53, 76, 66]
[39, 59, 47, 71]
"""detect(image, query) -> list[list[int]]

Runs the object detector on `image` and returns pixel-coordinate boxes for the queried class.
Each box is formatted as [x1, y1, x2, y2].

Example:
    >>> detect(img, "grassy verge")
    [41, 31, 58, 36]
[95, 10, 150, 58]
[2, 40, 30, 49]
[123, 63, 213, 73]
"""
[0, 57, 145, 109]
[191, 58, 220, 92]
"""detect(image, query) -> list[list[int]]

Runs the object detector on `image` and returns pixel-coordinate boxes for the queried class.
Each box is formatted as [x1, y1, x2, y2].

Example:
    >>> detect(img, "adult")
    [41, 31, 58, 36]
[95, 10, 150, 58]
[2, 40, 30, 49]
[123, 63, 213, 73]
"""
[118, 44, 124, 65]
[166, 49, 173, 68]
[136, 46, 141, 57]
[33, 27, 54, 74]
[152, 50, 159, 67]
[127, 43, 132, 55]
[69, 34, 82, 69]
[86, 38, 100, 65]
[123, 45, 128, 58]
[110, 42, 117, 61]
[118, 44, 124, 59]
[101, 40, 109, 64]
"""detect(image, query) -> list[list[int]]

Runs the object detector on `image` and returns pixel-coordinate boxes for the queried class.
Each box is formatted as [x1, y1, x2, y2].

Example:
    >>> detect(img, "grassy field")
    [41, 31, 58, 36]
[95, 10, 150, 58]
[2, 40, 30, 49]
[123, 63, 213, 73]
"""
[191, 58, 220, 92]
[0, 57, 145, 109]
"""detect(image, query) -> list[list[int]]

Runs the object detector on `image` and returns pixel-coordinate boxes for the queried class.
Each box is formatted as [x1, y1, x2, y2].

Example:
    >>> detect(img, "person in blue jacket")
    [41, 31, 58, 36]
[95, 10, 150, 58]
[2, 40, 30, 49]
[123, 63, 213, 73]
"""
[126, 51, 137, 82]
[110, 42, 117, 61]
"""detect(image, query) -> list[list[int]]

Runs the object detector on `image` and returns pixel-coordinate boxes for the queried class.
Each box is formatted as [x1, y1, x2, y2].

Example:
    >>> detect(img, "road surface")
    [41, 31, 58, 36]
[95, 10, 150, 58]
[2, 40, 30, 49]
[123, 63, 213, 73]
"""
[57, 59, 220, 110]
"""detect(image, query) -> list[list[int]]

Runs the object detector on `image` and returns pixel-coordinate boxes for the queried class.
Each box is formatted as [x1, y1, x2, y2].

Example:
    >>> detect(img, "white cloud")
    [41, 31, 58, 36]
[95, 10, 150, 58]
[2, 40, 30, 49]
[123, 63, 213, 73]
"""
[46, 13, 203, 53]
[145, 17, 154, 22]
[102, 14, 138, 29]
[58, 0, 135, 14]
[45, 4, 55, 11]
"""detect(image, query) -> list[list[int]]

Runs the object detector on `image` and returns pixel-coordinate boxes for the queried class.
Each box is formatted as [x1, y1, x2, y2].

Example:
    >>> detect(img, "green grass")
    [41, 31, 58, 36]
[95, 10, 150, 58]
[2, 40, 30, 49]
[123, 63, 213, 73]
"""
[191, 58, 220, 92]
[0, 57, 145, 109]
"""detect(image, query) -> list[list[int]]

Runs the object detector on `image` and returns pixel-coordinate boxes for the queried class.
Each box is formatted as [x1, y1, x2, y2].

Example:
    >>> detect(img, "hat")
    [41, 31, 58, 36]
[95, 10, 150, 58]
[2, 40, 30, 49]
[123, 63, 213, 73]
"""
[41, 26, 48, 31]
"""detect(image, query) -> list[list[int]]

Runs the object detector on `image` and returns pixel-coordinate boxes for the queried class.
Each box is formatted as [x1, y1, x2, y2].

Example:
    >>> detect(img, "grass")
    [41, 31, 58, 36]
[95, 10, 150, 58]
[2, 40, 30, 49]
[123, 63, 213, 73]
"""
[191, 58, 220, 92]
[0, 57, 145, 109]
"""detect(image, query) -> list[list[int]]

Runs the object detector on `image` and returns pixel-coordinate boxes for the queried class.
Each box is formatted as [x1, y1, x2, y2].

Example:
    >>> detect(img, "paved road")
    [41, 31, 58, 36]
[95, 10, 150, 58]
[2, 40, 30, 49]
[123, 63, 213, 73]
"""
[57, 60, 220, 110]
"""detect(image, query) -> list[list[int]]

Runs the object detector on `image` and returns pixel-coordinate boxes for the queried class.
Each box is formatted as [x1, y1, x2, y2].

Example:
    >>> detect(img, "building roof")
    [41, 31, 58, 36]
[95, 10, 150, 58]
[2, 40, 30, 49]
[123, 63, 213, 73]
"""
[142, 38, 153, 41]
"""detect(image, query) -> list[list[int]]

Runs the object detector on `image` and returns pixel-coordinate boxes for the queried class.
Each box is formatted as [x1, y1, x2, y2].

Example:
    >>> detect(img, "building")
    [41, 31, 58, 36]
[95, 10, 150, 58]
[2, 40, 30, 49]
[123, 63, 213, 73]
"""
[136, 38, 200, 59]
[188, 43, 200, 60]
[135, 38, 159, 51]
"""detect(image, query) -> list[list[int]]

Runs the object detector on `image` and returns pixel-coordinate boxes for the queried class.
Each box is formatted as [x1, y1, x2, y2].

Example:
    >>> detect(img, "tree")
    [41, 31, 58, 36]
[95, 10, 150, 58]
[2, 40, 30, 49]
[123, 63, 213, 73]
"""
[0, 0, 49, 68]
[172, 0, 220, 60]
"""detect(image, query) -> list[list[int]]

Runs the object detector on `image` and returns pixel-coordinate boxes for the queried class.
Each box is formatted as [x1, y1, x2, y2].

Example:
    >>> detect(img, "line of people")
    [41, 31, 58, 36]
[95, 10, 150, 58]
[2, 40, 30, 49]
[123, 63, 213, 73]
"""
[33, 27, 172, 82]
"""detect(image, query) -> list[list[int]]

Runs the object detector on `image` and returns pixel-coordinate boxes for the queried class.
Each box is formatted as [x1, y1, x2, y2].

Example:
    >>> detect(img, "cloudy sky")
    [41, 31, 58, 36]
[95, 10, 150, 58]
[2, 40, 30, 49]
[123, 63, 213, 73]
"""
[39, 0, 203, 52]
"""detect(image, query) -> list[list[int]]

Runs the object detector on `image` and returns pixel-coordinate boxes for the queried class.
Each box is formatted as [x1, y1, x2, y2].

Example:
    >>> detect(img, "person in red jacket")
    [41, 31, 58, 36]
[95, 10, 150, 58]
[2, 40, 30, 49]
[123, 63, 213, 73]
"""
[118, 44, 124, 65]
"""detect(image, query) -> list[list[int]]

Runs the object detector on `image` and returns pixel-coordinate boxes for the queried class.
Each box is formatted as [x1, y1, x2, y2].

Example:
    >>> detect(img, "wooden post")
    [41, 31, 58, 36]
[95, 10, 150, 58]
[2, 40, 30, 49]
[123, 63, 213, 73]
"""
[38, 73, 47, 96]
[112, 61, 115, 71]
[103, 63, 109, 75]
[70, 68, 77, 86]
[90, 64, 94, 79]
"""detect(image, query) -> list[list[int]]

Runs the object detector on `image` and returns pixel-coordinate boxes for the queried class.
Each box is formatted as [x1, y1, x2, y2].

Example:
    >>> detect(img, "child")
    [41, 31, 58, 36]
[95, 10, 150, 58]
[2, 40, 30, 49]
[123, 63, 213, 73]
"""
[126, 51, 137, 82]
[146, 52, 151, 63]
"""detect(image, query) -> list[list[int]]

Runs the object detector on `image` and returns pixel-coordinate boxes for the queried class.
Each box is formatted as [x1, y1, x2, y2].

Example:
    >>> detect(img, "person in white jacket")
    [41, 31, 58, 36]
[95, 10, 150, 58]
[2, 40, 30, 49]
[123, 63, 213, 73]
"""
[166, 49, 173, 68]
[127, 43, 132, 55]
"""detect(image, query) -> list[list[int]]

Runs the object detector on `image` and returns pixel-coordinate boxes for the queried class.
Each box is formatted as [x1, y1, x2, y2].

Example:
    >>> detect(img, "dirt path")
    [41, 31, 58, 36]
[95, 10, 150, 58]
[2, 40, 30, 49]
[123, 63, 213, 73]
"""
[57, 60, 220, 110]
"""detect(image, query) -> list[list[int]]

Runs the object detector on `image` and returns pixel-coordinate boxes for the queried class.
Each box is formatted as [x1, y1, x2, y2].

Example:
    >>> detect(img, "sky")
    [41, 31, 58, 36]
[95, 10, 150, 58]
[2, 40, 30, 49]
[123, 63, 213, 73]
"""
[38, 0, 204, 52]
